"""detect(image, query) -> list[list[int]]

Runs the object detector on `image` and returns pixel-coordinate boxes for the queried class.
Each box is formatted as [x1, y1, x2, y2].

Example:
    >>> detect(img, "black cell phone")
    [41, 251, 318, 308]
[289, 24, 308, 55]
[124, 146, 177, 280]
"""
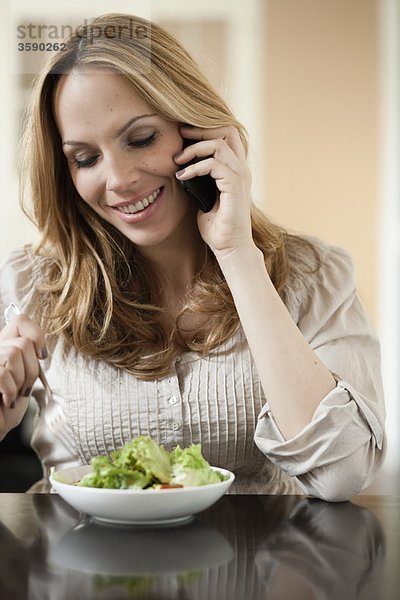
[179, 138, 217, 212]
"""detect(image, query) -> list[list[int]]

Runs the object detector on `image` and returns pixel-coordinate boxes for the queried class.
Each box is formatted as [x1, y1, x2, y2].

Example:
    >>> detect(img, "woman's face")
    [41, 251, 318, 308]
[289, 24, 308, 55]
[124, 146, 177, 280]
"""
[54, 70, 194, 250]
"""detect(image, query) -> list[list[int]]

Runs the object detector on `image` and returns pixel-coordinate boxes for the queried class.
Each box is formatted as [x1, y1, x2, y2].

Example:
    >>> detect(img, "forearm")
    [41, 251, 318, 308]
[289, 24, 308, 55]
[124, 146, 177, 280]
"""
[217, 244, 336, 439]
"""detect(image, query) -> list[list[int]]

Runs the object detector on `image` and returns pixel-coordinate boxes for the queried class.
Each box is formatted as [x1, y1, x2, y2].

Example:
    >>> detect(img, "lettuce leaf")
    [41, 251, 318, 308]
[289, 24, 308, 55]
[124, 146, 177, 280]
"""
[79, 456, 152, 489]
[170, 444, 227, 486]
[78, 437, 227, 489]
[111, 436, 172, 484]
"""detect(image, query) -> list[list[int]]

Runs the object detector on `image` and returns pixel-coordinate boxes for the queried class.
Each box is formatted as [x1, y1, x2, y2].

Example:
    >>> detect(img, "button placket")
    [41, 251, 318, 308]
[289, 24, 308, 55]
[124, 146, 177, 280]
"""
[165, 374, 183, 446]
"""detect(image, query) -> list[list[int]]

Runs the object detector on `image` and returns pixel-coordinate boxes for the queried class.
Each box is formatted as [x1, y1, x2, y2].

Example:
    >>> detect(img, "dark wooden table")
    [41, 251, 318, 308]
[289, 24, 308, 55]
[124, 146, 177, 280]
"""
[0, 493, 398, 599]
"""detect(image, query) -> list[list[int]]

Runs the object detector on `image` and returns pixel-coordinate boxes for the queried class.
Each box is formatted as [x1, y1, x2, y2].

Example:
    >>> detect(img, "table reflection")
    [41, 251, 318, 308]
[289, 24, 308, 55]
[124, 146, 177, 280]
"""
[0, 494, 386, 599]
[254, 499, 385, 599]
[51, 516, 234, 574]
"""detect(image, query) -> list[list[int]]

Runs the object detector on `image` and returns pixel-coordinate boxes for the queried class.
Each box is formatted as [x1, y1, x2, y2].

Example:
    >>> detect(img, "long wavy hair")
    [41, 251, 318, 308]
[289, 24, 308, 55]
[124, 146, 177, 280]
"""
[19, 13, 295, 379]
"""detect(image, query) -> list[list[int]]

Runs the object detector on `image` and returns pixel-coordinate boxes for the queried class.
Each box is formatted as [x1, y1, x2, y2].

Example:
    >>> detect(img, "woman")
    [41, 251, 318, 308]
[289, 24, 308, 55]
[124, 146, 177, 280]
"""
[0, 13, 385, 499]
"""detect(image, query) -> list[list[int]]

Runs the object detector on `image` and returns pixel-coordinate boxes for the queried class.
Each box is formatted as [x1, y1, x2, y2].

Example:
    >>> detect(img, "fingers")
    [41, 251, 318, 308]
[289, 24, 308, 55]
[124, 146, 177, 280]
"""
[174, 126, 250, 190]
[0, 337, 39, 394]
[175, 145, 251, 197]
[176, 125, 246, 160]
[0, 342, 39, 408]
[0, 393, 30, 440]
[0, 368, 19, 408]
[0, 314, 46, 408]
[176, 157, 241, 194]
[0, 314, 48, 359]
[176, 138, 241, 173]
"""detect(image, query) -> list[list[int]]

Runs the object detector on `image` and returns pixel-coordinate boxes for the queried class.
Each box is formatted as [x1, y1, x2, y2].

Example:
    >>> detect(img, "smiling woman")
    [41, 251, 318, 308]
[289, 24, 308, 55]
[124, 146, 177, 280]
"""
[0, 12, 386, 501]
[53, 72, 193, 248]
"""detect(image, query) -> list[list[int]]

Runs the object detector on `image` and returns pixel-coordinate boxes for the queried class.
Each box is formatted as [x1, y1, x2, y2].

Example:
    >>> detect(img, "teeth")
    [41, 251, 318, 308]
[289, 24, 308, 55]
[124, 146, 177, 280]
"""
[117, 188, 161, 214]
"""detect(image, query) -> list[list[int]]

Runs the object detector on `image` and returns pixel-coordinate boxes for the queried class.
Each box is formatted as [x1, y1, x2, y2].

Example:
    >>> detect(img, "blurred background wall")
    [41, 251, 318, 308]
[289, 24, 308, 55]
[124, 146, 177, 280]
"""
[0, 0, 398, 490]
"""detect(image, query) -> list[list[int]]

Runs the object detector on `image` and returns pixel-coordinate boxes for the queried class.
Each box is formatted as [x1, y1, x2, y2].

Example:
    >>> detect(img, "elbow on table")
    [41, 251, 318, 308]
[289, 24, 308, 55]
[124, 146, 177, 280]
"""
[295, 444, 382, 502]
[296, 471, 369, 502]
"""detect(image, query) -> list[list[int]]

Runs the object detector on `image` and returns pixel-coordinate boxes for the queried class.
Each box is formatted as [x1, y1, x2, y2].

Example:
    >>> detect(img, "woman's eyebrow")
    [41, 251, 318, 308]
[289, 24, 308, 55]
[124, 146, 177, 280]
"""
[62, 113, 157, 147]
[115, 113, 157, 137]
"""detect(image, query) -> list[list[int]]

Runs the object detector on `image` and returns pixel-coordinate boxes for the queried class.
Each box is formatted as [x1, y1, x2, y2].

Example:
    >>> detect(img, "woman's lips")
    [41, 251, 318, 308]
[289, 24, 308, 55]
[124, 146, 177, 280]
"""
[114, 187, 162, 214]
[110, 187, 164, 223]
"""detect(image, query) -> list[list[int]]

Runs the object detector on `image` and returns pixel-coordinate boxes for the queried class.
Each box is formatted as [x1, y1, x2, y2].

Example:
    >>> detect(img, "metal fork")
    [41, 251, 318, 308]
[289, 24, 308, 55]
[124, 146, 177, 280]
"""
[4, 303, 51, 404]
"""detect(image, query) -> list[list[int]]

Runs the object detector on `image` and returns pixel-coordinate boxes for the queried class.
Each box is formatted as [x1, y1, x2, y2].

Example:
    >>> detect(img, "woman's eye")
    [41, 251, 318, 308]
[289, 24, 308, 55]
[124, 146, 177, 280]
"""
[71, 132, 157, 169]
[128, 132, 157, 148]
[75, 155, 98, 169]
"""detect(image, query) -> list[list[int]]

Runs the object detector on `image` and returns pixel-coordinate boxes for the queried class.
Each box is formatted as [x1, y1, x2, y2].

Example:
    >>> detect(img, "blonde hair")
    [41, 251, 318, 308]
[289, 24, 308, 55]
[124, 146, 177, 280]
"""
[20, 13, 293, 379]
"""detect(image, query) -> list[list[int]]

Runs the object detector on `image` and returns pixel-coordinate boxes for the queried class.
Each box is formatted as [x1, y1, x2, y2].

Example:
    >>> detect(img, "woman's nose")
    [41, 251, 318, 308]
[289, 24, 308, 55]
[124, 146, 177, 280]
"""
[106, 155, 140, 193]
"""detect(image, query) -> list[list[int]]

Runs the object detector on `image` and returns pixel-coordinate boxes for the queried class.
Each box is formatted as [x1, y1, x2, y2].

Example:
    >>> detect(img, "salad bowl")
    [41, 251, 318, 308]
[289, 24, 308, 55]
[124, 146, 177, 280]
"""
[50, 464, 235, 525]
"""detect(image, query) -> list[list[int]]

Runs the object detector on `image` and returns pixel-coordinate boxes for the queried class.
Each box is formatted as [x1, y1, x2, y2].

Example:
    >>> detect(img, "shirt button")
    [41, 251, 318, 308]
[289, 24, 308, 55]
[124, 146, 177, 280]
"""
[168, 396, 178, 406]
[170, 420, 181, 431]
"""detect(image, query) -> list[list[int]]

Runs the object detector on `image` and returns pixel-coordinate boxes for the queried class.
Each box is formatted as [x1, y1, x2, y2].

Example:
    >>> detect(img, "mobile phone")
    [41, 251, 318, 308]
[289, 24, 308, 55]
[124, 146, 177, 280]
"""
[179, 138, 217, 212]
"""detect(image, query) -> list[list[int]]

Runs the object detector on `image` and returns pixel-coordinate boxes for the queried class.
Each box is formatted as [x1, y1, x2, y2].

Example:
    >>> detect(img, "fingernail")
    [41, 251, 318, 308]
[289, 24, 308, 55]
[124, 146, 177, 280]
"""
[40, 347, 48, 359]
[175, 169, 186, 178]
[22, 387, 32, 398]
[10, 401, 16, 409]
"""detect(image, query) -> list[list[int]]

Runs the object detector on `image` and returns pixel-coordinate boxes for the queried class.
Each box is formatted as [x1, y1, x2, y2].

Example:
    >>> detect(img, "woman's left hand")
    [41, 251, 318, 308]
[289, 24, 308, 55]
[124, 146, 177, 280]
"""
[174, 125, 254, 259]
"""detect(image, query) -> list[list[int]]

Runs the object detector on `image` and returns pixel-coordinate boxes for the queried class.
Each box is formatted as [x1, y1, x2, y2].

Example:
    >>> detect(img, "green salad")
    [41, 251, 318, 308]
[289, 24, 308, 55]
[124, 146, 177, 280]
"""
[77, 436, 228, 490]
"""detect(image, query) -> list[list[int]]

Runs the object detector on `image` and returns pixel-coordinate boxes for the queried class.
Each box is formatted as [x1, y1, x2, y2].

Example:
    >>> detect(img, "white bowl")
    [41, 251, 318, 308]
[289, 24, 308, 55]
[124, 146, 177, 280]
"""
[50, 464, 235, 526]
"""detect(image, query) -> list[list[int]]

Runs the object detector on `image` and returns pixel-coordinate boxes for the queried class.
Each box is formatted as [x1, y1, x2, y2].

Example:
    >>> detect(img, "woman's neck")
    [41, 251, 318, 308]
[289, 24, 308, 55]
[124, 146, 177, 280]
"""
[136, 210, 205, 291]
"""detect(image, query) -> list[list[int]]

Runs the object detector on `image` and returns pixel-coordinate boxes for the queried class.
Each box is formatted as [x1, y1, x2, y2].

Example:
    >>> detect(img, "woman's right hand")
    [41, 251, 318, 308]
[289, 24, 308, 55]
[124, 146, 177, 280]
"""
[0, 314, 47, 441]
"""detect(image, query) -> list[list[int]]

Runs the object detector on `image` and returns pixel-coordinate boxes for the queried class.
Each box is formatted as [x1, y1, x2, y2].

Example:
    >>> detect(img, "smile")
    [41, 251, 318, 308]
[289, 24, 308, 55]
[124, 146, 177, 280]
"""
[115, 188, 162, 214]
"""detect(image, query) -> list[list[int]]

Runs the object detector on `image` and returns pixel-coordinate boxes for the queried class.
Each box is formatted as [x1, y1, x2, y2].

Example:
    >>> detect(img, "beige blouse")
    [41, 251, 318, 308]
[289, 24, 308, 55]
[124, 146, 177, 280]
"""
[0, 237, 385, 500]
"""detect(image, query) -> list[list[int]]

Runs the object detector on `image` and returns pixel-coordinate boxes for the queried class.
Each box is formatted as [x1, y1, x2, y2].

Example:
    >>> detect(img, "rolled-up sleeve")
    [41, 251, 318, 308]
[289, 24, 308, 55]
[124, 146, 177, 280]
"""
[254, 241, 386, 501]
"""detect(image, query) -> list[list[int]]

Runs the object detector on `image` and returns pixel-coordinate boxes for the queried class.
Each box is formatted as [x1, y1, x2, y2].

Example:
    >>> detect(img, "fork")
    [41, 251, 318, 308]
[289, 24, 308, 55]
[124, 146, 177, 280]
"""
[4, 302, 51, 404]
